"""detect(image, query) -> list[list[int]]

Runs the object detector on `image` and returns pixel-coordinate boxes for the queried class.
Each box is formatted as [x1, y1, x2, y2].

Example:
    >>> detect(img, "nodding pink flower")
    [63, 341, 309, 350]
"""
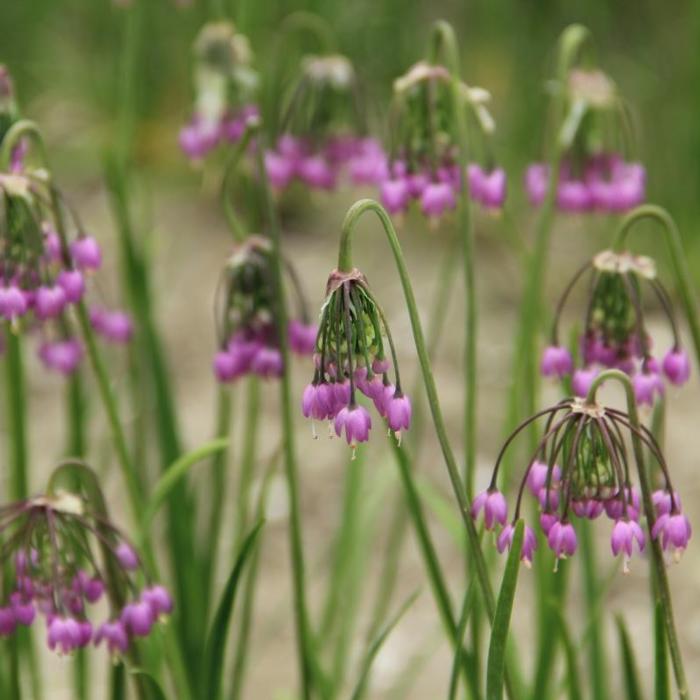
[0, 607, 16, 636]
[34, 285, 67, 320]
[0, 285, 28, 320]
[95, 620, 129, 655]
[547, 520, 577, 561]
[633, 369, 664, 406]
[334, 404, 372, 446]
[141, 585, 173, 618]
[385, 391, 412, 434]
[372, 382, 395, 417]
[372, 357, 390, 374]
[332, 380, 351, 414]
[526, 461, 561, 497]
[380, 179, 410, 215]
[10, 593, 35, 626]
[604, 486, 641, 521]
[77, 621, 93, 648]
[652, 490, 681, 518]
[297, 155, 336, 190]
[56, 270, 85, 303]
[70, 237, 102, 271]
[537, 486, 559, 511]
[572, 499, 604, 520]
[539, 512, 558, 536]
[497, 523, 538, 567]
[469, 166, 507, 209]
[572, 367, 599, 398]
[47, 616, 83, 654]
[358, 372, 385, 402]
[250, 346, 284, 378]
[213, 351, 242, 383]
[611, 519, 645, 572]
[406, 171, 430, 197]
[38, 339, 83, 375]
[652, 512, 692, 560]
[605, 163, 646, 212]
[288, 320, 317, 355]
[90, 307, 133, 343]
[470, 489, 508, 531]
[115, 542, 139, 571]
[556, 180, 591, 212]
[662, 349, 690, 386]
[121, 601, 155, 637]
[525, 163, 548, 205]
[540, 345, 573, 378]
[347, 149, 388, 185]
[73, 571, 104, 604]
[420, 182, 456, 220]
[302, 382, 334, 421]
[265, 151, 296, 189]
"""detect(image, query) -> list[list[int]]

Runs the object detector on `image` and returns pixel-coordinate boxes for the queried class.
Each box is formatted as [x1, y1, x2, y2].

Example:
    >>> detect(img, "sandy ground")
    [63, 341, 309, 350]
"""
[8, 173, 700, 699]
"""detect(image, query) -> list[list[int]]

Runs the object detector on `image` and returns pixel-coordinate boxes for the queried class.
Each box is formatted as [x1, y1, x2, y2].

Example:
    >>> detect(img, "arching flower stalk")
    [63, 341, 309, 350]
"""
[474, 393, 690, 572]
[526, 62, 645, 213]
[541, 249, 690, 405]
[265, 53, 382, 192]
[0, 463, 172, 657]
[302, 267, 411, 452]
[179, 21, 259, 162]
[212, 235, 316, 383]
[379, 60, 505, 224]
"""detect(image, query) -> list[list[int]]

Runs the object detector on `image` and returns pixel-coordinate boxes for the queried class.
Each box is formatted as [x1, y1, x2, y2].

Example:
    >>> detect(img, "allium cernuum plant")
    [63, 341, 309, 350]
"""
[302, 266, 411, 452]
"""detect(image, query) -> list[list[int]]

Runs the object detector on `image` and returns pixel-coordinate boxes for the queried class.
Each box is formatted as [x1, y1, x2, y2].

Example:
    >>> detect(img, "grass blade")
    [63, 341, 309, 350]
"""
[655, 601, 669, 700]
[616, 614, 644, 700]
[203, 521, 264, 700]
[350, 591, 420, 700]
[448, 581, 478, 700]
[130, 670, 168, 700]
[486, 520, 524, 700]
[554, 609, 583, 700]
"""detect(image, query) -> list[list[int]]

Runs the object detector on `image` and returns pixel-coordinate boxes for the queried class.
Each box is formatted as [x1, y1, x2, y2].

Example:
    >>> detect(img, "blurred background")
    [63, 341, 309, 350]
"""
[2, 0, 700, 698]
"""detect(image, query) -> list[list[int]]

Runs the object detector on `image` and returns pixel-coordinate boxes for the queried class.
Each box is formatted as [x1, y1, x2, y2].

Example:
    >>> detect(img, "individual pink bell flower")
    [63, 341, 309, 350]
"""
[288, 320, 317, 355]
[652, 490, 681, 518]
[380, 178, 410, 214]
[297, 155, 336, 190]
[385, 391, 412, 434]
[547, 520, 577, 561]
[420, 182, 456, 221]
[470, 489, 508, 531]
[633, 369, 664, 406]
[497, 523, 538, 567]
[572, 367, 599, 397]
[0, 285, 28, 320]
[604, 486, 641, 521]
[540, 345, 573, 378]
[70, 236, 102, 271]
[334, 404, 372, 446]
[526, 461, 561, 497]
[94, 620, 129, 655]
[56, 270, 85, 303]
[610, 518, 645, 572]
[662, 349, 690, 386]
[652, 511, 692, 561]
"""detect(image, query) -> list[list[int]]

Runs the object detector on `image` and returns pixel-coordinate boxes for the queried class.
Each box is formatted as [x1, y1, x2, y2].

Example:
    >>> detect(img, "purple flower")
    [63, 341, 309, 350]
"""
[70, 237, 102, 272]
[540, 345, 573, 378]
[633, 370, 664, 407]
[604, 486, 641, 521]
[652, 512, 692, 560]
[547, 520, 577, 560]
[652, 490, 681, 518]
[301, 382, 333, 421]
[385, 391, 412, 434]
[572, 498, 605, 519]
[0, 285, 28, 320]
[298, 155, 336, 190]
[470, 489, 508, 531]
[380, 179, 410, 215]
[35, 285, 67, 320]
[213, 351, 240, 383]
[610, 518, 645, 572]
[334, 404, 372, 446]
[662, 349, 690, 386]
[496, 523, 537, 566]
[141, 585, 173, 618]
[95, 620, 129, 655]
[90, 307, 134, 343]
[38, 339, 83, 375]
[572, 367, 599, 398]
[0, 607, 16, 636]
[121, 601, 155, 637]
[56, 270, 85, 303]
[288, 320, 317, 355]
[537, 486, 560, 511]
[265, 151, 297, 189]
[526, 461, 561, 497]
[47, 616, 83, 654]
[525, 163, 548, 205]
[469, 165, 507, 209]
[250, 346, 283, 378]
[9, 593, 35, 626]
[420, 182, 457, 220]
[556, 180, 591, 212]
[115, 542, 139, 571]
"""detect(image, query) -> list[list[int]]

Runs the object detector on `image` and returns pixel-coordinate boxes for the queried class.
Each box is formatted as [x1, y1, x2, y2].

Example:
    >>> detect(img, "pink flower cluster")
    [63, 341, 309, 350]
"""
[525, 154, 645, 213]
[179, 105, 260, 161]
[265, 135, 387, 192]
[1, 545, 172, 656]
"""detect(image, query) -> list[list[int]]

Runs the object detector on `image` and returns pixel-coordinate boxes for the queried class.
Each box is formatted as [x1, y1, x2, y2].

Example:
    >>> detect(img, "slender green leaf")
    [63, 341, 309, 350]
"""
[448, 581, 477, 700]
[350, 591, 420, 700]
[616, 615, 644, 700]
[141, 438, 229, 534]
[655, 602, 669, 700]
[203, 522, 264, 700]
[486, 520, 524, 700]
[130, 669, 168, 700]
[554, 609, 583, 700]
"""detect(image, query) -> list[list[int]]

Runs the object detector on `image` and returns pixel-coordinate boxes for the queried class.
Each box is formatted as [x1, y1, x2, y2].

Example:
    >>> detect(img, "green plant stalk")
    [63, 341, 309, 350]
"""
[428, 20, 477, 495]
[254, 139, 315, 700]
[448, 581, 478, 700]
[655, 601, 670, 700]
[5, 331, 28, 501]
[616, 615, 644, 700]
[337, 199, 523, 697]
[612, 204, 700, 369]
[586, 369, 689, 699]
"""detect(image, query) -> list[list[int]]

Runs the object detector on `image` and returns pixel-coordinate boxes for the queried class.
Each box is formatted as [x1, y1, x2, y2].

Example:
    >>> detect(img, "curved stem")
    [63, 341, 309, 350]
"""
[612, 204, 700, 372]
[585, 369, 689, 699]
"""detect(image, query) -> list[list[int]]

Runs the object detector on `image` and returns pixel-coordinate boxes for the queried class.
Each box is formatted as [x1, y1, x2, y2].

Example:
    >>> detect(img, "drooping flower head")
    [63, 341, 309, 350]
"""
[0, 463, 172, 656]
[378, 61, 505, 224]
[265, 53, 380, 193]
[301, 267, 411, 452]
[180, 21, 259, 162]
[478, 393, 688, 572]
[212, 235, 315, 383]
[541, 250, 690, 405]
[526, 58, 645, 213]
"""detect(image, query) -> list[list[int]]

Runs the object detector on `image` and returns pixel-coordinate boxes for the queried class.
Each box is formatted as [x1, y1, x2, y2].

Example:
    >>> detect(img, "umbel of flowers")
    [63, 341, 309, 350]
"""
[540, 250, 690, 405]
[179, 21, 259, 162]
[0, 71, 132, 374]
[265, 53, 383, 192]
[473, 391, 691, 571]
[0, 464, 172, 656]
[526, 66, 645, 213]
[212, 235, 316, 382]
[302, 266, 411, 451]
[379, 60, 506, 224]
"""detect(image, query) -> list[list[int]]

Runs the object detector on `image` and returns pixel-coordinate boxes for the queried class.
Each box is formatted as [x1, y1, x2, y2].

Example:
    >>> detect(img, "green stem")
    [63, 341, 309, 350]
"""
[255, 137, 315, 700]
[5, 330, 28, 501]
[586, 369, 689, 699]
[612, 204, 700, 370]
[233, 378, 260, 545]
